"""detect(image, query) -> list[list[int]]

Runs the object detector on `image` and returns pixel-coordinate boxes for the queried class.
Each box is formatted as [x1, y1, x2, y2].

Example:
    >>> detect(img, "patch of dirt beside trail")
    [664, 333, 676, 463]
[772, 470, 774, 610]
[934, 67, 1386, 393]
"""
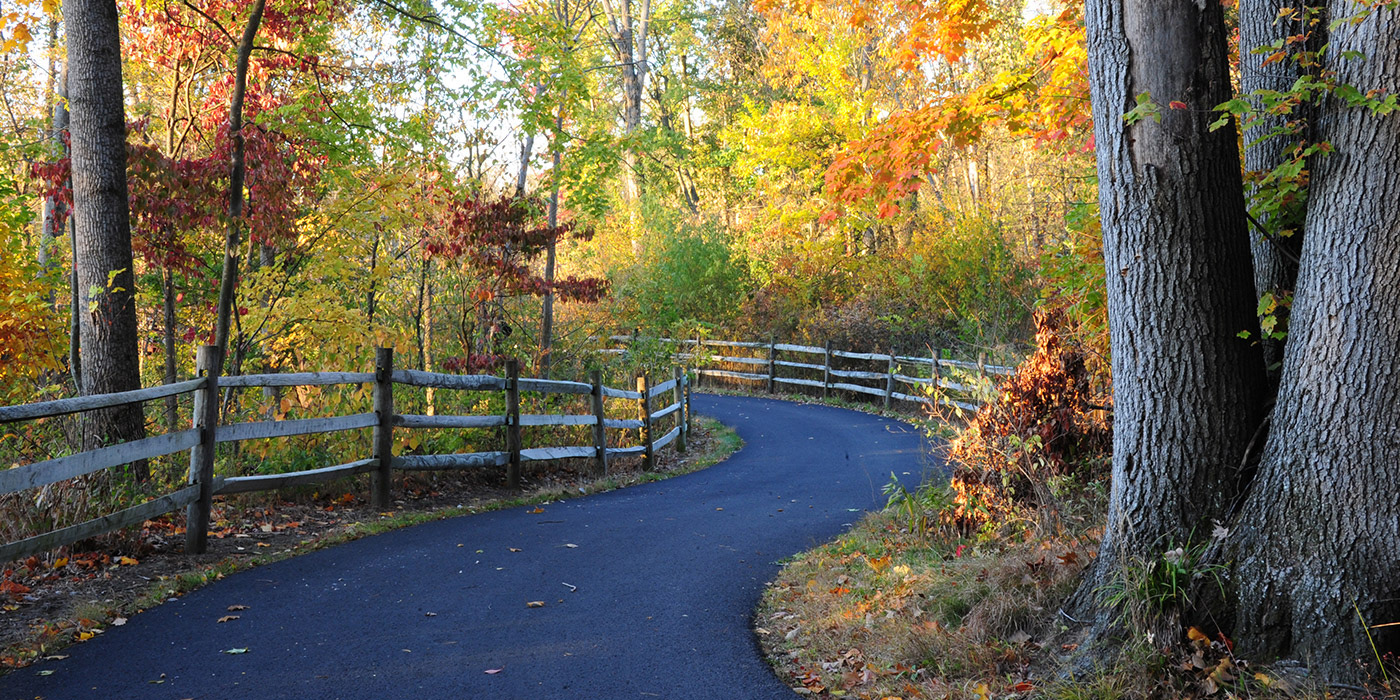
[0, 421, 730, 670]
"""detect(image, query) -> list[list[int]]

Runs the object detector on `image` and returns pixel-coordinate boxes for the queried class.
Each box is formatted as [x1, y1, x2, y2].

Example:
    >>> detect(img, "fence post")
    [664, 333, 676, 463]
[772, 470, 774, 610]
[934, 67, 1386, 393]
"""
[683, 368, 693, 440]
[185, 345, 221, 555]
[977, 351, 988, 379]
[637, 373, 653, 471]
[763, 336, 775, 393]
[371, 348, 395, 510]
[673, 366, 687, 453]
[590, 369, 608, 477]
[506, 360, 522, 488]
[884, 346, 896, 410]
[931, 348, 942, 385]
[822, 340, 832, 400]
[694, 334, 703, 388]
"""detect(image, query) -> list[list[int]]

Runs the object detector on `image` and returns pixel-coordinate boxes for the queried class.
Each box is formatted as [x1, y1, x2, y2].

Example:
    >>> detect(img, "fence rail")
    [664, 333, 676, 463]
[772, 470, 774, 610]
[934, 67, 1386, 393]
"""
[0, 348, 690, 564]
[608, 335, 1014, 412]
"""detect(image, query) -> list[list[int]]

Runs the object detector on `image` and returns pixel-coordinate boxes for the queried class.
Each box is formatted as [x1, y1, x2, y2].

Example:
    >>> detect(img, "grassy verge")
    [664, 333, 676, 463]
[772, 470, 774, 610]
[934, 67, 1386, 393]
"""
[755, 492, 1373, 700]
[0, 416, 741, 673]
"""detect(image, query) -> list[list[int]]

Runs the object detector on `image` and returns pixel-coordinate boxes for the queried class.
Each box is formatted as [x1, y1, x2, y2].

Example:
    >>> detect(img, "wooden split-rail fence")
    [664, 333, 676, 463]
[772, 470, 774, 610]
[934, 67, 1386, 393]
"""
[604, 335, 1015, 412]
[0, 347, 692, 564]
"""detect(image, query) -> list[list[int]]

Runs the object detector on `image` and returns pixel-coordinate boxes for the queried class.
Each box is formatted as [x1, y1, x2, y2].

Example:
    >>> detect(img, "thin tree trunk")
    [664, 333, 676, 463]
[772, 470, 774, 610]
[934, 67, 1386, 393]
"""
[516, 132, 535, 198]
[38, 20, 61, 307]
[1228, 11, 1400, 680]
[69, 213, 81, 395]
[161, 265, 178, 432]
[213, 0, 268, 366]
[540, 109, 564, 379]
[365, 232, 380, 326]
[64, 0, 147, 474]
[1074, 0, 1267, 634]
[601, 0, 651, 245]
[1239, 0, 1315, 385]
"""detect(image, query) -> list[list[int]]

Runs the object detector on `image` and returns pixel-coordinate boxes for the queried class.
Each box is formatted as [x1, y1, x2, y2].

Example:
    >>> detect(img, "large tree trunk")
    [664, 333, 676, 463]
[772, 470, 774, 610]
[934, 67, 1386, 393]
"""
[1075, 0, 1267, 627]
[64, 0, 147, 469]
[1239, 0, 1314, 383]
[1228, 10, 1400, 680]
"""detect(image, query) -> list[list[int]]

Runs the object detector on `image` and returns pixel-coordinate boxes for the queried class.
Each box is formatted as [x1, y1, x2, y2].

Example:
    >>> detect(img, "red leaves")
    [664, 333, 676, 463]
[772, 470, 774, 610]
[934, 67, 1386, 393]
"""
[423, 190, 610, 317]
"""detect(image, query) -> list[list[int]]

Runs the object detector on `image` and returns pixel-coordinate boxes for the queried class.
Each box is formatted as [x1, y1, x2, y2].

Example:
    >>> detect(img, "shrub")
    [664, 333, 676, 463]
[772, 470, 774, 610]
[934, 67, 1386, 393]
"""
[945, 307, 1111, 530]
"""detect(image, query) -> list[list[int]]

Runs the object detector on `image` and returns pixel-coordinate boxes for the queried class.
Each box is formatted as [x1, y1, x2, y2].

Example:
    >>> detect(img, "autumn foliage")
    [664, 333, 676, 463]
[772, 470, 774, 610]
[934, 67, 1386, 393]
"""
[945, 308, 1110, 528]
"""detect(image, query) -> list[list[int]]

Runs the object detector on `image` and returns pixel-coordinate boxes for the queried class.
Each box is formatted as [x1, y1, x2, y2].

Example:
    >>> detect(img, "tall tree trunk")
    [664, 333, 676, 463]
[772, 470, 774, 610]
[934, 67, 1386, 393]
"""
[601, 0, 651, 245]
[365, 231, 380, 326]
[64, 0, 147, 472]
[539, 111, 564, 380]
[1074, 0, 1267, 630]
[1228, 10, 1400, 680]
[516, 131, 535, 198]
[213, 0, 268, 365]
[161, 265, 179, 432]
[38, 21, 61, 308]
[1239, 0, 1315, 385]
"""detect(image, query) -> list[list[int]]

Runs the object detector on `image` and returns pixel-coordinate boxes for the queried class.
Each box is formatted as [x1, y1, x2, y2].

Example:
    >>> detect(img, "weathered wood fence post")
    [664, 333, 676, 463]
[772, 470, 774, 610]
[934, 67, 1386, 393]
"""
[371, 347, 395, 509]
[506, 360, 522, 488]
[766, 336, 776, 394]
[590, 369, 608, 476]
[637, 373, 653, 471]
[694, 334, 703, 388]
[883, 346, 896, 410]
[683, 368, 693, 441]
[185, 345, 222, 554]
[673, 366, 687, 453]
[822, 340, 832, 400]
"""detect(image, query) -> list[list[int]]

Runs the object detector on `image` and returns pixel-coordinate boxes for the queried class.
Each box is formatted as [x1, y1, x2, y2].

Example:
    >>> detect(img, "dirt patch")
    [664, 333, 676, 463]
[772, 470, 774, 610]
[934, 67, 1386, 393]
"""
[0, 417, 738, 671]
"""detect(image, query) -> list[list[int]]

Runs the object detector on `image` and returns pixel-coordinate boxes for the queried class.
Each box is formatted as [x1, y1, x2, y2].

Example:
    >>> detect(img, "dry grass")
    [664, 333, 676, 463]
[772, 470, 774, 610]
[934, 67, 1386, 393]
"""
[758, 509, 1093, 699]
[756, 503, 1387, 700]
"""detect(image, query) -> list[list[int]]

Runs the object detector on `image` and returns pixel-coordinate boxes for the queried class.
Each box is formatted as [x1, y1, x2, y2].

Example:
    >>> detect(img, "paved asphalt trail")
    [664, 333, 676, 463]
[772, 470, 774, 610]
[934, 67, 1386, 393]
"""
[2, 394, 938, 700]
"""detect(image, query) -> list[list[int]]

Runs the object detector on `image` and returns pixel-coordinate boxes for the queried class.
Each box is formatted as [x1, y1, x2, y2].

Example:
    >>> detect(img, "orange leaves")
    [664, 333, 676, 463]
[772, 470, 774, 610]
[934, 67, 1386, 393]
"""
[819, 0, 1089, 215]
[890, 0, 1000, 69]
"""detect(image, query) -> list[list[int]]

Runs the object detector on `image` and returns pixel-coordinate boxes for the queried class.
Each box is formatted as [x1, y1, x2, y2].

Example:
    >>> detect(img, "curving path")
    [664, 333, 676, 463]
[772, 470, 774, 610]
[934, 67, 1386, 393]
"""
[1, 394, 938, 700]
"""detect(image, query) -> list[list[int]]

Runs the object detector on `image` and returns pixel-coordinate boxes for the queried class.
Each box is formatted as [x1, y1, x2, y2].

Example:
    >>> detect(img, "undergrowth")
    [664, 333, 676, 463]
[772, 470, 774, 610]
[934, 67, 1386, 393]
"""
[755, 309, 1388, 700]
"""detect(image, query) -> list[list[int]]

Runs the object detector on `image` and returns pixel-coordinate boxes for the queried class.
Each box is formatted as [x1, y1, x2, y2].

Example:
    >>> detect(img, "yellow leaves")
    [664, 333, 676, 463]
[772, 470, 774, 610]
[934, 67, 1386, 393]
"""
[1187, 626, 1211, 643]
[116, 556, 139, 566]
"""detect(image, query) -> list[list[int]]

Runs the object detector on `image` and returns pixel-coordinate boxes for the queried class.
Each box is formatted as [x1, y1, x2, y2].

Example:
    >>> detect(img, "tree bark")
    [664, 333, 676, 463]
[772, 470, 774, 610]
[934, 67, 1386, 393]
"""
[64, 0, 147, 469]
[213, 0, 268, 365]
[1228, 9, 1400, 679]
[1076, 0, 1267, 625]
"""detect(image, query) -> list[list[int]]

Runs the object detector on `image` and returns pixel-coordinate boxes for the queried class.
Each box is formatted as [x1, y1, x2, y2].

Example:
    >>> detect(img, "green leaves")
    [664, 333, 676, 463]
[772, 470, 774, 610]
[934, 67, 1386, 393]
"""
[1122, 92, 1161, 125]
